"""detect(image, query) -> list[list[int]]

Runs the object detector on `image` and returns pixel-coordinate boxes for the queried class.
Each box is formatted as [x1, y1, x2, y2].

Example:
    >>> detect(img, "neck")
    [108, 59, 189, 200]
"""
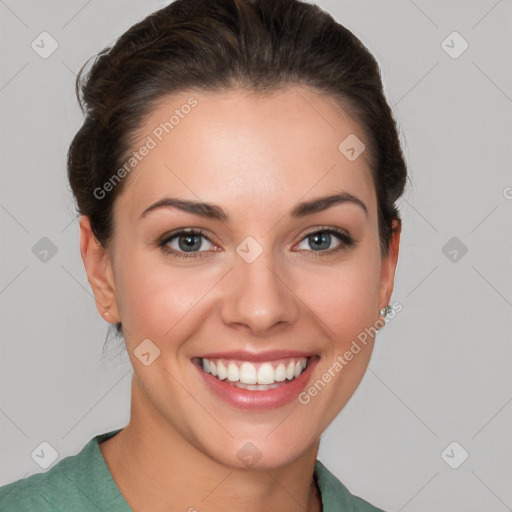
[99, 378, 322, 512]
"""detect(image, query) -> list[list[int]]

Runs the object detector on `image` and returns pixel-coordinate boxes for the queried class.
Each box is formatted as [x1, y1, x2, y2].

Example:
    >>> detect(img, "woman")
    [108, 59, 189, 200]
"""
[0, 0, 407, 510]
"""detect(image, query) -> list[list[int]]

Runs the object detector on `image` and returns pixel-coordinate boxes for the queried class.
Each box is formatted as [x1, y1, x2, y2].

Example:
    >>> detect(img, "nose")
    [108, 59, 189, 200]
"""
[220, 248, 300, 336]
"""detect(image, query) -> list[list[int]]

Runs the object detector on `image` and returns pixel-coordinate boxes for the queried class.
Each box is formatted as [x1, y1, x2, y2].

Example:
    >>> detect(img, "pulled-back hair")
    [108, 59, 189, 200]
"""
[67, 0, 409, 342]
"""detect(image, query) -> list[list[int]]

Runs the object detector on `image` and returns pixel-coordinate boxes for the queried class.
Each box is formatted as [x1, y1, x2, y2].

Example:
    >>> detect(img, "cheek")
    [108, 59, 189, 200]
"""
[113, 246, 219, 345]
[118, 272, 194, 336]
[299, 254, 381, 344]
[112, 246, 176, 333]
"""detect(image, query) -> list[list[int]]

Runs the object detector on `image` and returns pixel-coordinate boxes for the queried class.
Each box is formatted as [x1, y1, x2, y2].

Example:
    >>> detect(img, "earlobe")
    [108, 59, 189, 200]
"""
[79, 215, 120, 323]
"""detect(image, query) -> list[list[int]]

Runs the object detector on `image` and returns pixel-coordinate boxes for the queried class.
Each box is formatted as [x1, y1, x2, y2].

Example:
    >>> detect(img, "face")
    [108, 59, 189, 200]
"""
[81, 85, 400, 470]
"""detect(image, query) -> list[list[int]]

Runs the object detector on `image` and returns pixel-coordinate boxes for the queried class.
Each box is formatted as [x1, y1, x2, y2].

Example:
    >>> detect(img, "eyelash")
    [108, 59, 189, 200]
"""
[157, 227, 355, 260]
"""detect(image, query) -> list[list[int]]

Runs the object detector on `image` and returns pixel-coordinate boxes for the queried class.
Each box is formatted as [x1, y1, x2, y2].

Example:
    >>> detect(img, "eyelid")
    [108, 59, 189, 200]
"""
[158, 227, 216, 245]
[295, 225, 352, 243]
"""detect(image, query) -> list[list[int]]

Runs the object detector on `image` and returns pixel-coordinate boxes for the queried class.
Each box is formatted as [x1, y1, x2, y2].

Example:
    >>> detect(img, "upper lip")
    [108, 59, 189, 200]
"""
[196, 350, 315, 362]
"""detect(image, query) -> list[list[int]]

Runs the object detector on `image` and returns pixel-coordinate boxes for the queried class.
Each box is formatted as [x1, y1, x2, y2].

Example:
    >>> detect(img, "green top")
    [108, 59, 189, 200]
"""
[0, 429, 386, 511]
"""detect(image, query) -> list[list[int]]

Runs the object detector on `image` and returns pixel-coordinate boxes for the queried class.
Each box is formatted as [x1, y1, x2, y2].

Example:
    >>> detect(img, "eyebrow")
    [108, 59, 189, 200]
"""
[138, 191, 368, 221]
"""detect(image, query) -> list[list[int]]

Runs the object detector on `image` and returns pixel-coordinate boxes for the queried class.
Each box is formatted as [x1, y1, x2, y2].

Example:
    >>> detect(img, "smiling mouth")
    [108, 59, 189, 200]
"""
[192, 356, 311, 391]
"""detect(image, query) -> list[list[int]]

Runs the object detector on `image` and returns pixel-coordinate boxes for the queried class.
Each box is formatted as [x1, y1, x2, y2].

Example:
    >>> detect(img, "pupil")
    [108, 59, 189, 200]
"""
[179, 234, 201, 251]
[310, 232, 330, 251]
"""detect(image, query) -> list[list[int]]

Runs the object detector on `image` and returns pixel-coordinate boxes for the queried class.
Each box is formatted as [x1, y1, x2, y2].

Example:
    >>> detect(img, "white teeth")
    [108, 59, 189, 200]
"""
[274, 363, 286, 382]
[286, 361, 295, 380]
[227, 362, 239, 382]
[217, 361, 227, 380]
[199, 357, 309, 386]
[257, 363, 275, 385]
[239, 362, 257, 384]
[229, 381, 282, 390]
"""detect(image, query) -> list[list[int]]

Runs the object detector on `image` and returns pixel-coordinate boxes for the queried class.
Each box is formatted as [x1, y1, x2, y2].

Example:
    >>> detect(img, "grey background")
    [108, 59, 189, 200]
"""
[1, 1, 511, 510]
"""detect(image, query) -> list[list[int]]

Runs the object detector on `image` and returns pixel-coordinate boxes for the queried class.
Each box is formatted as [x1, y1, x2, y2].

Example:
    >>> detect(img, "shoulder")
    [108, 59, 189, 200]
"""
[0, 429, 125, 512]
[314, 459, 388, 512]
[0, 448, 87, 511]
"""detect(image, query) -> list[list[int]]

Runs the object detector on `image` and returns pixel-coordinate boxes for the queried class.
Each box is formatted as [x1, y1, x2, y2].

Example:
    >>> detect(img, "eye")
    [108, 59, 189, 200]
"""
[158, 226, 355, 260]
[158, 228, 216, 259]
[294, 227, 354, 256]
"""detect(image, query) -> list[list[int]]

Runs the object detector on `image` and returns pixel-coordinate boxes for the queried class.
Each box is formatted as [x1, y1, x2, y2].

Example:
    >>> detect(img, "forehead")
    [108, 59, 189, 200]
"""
[114, 85, 376, 224]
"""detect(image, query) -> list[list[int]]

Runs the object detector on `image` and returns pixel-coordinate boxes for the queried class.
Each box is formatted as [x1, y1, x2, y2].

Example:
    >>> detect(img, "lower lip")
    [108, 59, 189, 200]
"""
[193, 357, 319, 410]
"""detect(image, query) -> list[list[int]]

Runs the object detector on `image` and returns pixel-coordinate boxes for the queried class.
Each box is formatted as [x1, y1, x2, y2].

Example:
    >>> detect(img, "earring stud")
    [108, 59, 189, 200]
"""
[380, 305, 392, 316]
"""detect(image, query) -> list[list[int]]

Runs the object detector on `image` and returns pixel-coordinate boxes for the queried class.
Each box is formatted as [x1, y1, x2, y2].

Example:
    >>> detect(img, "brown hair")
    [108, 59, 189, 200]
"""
[67, 0, 409, 345]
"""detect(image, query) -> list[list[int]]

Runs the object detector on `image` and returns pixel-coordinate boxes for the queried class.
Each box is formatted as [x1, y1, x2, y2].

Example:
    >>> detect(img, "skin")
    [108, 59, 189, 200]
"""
[80, 85, 401, 512]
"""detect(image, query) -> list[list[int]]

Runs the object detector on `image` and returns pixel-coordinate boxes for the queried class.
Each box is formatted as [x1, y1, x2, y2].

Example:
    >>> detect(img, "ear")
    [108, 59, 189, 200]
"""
[378, 218, 401, 314]
[79, 215, 120, 323]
